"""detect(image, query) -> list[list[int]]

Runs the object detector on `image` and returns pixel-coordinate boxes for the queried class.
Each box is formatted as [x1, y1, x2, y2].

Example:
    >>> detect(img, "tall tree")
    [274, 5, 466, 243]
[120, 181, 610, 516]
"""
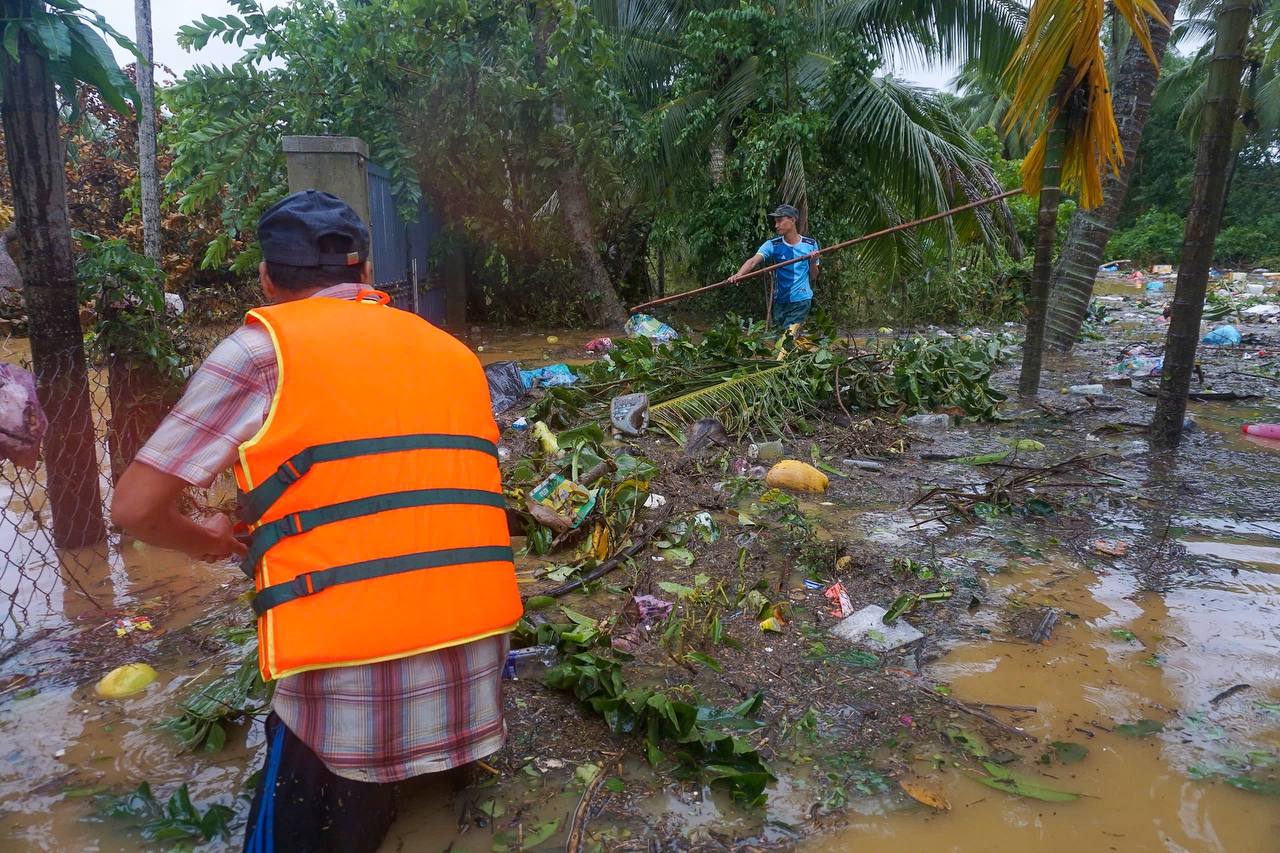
[134, 0, 160, 262]
[0, 0, 137, 547]
[1043, 0, 1181, 351]
[1001, 0, 1167, 395]
[1152, 0, 1256, 447]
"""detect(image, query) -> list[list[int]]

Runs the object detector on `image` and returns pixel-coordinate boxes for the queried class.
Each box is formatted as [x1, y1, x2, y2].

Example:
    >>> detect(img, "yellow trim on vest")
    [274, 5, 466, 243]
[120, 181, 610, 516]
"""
[236, 308, 286, 491]
[266, 622, 519, 681]
[236, 308, 288, 679]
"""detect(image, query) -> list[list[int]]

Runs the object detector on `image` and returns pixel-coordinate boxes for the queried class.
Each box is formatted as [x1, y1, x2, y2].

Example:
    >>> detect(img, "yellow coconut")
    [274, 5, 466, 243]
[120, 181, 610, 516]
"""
[95, 663, 158, 698]
[765, 460, 829, 493]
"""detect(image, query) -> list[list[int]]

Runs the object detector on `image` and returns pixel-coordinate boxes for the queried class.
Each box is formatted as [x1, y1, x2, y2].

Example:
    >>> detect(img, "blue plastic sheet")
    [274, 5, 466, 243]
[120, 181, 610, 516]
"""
[1202, 325, 1242, 346]
[520, 363, 578, 389]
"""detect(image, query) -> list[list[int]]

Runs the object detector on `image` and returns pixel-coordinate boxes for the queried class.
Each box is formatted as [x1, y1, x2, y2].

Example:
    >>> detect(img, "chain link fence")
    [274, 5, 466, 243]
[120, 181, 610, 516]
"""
[0, 280, 424, 649]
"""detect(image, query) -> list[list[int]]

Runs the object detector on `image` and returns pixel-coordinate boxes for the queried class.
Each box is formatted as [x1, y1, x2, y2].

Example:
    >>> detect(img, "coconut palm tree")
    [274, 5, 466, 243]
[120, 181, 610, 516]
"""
[1041, 0, 1181, 352]
[601, 0, 1029, 276]
[999, 0, 1168, 395]
[1152, 0, 1258, 447]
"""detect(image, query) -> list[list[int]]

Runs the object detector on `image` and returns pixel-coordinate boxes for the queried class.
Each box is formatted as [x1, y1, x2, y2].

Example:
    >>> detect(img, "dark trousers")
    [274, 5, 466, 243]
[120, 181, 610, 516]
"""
[772, 298, 812, 331]
[243, 713, 398, 853]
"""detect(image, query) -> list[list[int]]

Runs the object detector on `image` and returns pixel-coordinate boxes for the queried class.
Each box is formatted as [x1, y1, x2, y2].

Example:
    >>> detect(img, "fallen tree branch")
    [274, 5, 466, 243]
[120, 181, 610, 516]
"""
[540, 505, 674, 599]
[566, 754, 622, 853]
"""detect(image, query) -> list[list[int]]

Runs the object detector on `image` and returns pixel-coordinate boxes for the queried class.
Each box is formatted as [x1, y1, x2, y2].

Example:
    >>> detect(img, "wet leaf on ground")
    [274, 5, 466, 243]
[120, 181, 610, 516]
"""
[1048, 741, 1089, 764]
[1116, 719, 1164, 737]
[974, 762, 1081, 802]
[604, 777, 625, 793]
[899, 778, 950, 810]
[945, 726, 990, 758]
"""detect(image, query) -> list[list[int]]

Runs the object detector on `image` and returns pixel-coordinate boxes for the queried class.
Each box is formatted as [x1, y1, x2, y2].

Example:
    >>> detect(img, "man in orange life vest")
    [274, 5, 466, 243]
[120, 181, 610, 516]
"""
[113, 190, 523, 852]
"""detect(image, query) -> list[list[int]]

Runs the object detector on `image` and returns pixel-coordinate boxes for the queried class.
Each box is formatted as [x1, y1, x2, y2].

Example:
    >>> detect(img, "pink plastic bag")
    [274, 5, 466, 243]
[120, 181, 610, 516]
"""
[0, 364, 46, 469]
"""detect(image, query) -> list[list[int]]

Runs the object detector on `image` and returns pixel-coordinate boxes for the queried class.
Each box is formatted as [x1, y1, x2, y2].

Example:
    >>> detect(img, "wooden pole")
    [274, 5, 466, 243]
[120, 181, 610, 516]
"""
[629, 188, 1024, 314]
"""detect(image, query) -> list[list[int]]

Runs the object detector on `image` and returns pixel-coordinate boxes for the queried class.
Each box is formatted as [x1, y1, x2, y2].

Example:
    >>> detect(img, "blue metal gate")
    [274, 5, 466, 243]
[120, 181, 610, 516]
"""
[366, 162, 444, 324]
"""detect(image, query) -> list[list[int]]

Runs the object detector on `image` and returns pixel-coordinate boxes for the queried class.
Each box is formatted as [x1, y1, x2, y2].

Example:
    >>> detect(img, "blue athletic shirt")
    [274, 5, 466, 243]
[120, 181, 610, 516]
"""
[757, 235, 819, 303]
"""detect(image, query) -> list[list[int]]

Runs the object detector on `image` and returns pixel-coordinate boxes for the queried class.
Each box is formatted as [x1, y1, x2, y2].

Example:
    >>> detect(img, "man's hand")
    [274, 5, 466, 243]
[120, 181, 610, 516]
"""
[197, 514, 248, 562]
[114, 461, 248, 563]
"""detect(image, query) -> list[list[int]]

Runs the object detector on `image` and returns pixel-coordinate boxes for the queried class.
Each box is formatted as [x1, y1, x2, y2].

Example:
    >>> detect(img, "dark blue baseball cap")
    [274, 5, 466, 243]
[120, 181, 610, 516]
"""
[768, 203, 800, 220]
[258, 189, 370, 267]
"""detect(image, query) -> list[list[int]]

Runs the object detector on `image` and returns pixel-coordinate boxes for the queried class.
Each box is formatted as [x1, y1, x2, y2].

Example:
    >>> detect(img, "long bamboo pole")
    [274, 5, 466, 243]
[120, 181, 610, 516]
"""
[630, 188, 1024, 314]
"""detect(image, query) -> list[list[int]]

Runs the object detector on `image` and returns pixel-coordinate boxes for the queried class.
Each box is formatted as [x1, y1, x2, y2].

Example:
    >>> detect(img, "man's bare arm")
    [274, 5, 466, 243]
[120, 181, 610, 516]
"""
[112, 461, 246, 561]
[731, 253, 765, 281]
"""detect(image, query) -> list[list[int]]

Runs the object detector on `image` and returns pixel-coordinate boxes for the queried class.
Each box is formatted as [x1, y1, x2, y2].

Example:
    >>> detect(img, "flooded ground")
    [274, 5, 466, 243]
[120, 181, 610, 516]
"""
[3, 284, 1280, 850]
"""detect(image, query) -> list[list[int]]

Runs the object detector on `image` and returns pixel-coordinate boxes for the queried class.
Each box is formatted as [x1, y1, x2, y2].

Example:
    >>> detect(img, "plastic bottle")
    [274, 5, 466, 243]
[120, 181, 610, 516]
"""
[905, 413, 951, 431]
[1067, 384, 1106, 395]
[1242, 423, 1280, 440]
[503, 645, 559, 680]
[753, 440, 784, 462]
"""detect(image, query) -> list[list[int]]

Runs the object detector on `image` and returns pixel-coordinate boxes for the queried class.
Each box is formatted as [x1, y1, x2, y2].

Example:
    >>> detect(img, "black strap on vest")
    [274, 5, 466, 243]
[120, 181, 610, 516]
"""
[240, 433, 500, 524]
[238, 487, 508, 579]
[252, 544, 515, 616]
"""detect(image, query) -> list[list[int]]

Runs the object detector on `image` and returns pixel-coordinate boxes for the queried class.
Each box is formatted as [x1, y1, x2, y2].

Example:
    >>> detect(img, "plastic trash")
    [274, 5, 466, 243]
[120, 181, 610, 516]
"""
[644, 493, 667, 509]
[1242, 423, 1280, 440]
[1202, 325, 1242, 346]
[584, 337, 613, 353]
[531, 421, 559, 456]
[624, 313, 678, 343]
[610, 393, 649, 436]
[765, 460, 829, 493]
[1145, 280, 1164, 292]
[843, 458, 884, 472]
[830, 604, 923, 651]
[503, 645, 559, 680]
[530, 473, 596, 529]
[749, 440, 784, 463]
[825, 582, 854, 618]
[905, 413, 950, 431]
[484, 360, 527, 413]
[1243, 303, 1280, 317]
[0, 363, 46, 470]
[1100, 264, 1119, 273]
[1067, 384, 1105, 395]
[95, 663, 158, 698]
[1110, 354, 1163, 377]
[520, 363, 578, 389]
[512, 417, 528, 431]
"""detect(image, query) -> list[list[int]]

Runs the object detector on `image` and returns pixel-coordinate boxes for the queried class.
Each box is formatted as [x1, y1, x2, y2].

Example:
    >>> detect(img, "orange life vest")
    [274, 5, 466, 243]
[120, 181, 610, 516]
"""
[233, 290, 522, 682]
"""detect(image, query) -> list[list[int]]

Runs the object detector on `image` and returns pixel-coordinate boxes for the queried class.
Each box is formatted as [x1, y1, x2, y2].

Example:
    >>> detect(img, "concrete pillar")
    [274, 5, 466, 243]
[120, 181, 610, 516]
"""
[282, 136, 371, 228]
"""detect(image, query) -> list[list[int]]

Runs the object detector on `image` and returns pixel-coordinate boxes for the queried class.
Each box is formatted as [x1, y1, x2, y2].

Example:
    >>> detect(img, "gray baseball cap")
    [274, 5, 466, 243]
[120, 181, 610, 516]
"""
[768, 203, 800, 220]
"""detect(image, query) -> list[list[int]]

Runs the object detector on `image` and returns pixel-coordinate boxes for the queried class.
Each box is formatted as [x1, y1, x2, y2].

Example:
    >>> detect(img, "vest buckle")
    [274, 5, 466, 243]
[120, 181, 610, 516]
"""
[290, 572, 315, 597]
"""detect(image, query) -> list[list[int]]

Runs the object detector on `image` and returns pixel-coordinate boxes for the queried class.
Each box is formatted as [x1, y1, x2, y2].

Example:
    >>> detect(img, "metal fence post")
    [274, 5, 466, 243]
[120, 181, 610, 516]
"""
[411, 258, 419, 316]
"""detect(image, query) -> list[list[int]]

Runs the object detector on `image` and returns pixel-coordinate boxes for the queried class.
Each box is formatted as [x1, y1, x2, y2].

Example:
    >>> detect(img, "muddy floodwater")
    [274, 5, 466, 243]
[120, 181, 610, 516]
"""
[3, 314, 1280, 851]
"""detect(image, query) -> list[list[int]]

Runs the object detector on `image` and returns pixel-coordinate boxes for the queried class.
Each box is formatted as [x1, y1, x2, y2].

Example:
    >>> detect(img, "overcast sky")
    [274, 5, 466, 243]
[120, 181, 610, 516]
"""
[95, 0, 959, 88]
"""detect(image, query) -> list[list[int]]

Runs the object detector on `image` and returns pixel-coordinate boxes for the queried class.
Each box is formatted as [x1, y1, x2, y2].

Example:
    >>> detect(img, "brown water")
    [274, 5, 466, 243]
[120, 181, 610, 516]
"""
[806, 556, 1280, 853]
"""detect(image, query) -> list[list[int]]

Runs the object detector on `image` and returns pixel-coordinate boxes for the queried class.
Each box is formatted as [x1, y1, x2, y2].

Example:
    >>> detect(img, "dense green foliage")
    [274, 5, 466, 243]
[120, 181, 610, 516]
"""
[1107, 2, 1280, 268]
[161, 0, 1035, 327]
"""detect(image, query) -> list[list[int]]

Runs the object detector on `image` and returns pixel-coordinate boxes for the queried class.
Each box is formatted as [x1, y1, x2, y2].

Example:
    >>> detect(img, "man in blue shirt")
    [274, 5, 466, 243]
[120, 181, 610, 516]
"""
[731, 203, 819, 332]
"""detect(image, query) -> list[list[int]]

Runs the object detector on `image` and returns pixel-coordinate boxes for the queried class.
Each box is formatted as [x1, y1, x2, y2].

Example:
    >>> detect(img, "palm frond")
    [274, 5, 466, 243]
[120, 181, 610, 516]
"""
[1002, 0, 1169, 208]
[651, 362, 813, 439]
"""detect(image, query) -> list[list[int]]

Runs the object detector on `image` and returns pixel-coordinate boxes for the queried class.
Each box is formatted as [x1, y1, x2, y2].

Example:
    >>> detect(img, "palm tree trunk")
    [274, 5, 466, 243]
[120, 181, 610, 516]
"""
[1018, 98, 1070, 396]
[1, 4, 107, 547]
[1044, 0, 1179, 351]
[1152, 0, 1255, 448]
[135, 0, 161, 262]
[529, 1, 626, 327]
[552, 102, 628, 326]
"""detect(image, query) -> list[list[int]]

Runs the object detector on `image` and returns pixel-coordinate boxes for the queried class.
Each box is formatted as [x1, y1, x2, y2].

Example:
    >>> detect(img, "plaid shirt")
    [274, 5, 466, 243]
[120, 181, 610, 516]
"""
[137, 283, 508, 783]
